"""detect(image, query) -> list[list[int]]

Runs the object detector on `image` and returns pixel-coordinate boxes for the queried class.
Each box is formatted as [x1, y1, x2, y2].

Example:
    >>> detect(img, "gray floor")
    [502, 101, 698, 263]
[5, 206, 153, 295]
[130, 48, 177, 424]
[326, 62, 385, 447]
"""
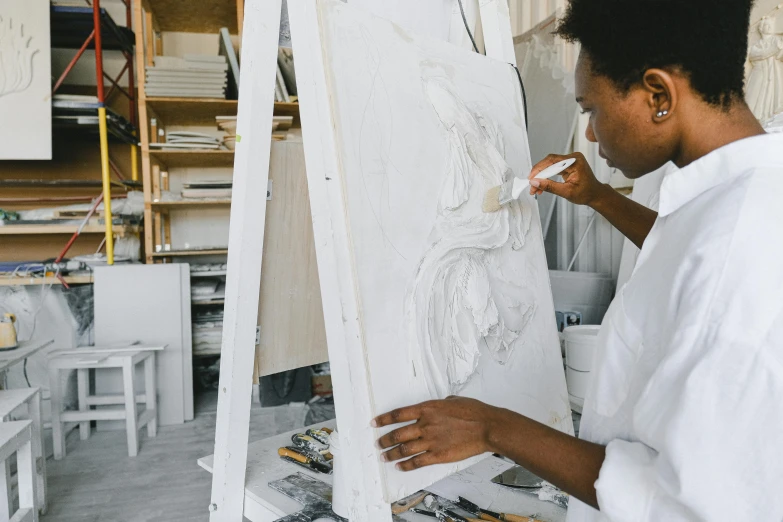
[41, 391, 309, 522]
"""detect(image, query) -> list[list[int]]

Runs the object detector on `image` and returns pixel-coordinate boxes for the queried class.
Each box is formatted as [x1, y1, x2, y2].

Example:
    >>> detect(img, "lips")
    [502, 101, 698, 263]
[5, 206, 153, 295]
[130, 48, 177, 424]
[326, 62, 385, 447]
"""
[599, 149, 614, 168]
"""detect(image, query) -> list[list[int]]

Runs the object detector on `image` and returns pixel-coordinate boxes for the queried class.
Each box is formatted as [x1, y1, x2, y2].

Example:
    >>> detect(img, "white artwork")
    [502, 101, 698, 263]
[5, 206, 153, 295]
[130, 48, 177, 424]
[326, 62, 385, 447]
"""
[0, 0, 51, 159]
[746, 16, 783, 123]
[306, 0, 572, 503]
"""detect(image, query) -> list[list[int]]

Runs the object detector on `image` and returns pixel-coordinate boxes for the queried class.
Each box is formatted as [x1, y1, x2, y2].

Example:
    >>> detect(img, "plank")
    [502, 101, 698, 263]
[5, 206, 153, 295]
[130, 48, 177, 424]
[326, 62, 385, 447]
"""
[148, 150, 235, 168]
[151, 200, 232, 208]
[151, 249, 228, 257]
[0, 224, 139, 236]
[255, 140, 328, 378]
[479, 0, 518, 64]
[209, 0, 282, 519]
[0, 275, 93, 287]
[288, 1, 388, 518]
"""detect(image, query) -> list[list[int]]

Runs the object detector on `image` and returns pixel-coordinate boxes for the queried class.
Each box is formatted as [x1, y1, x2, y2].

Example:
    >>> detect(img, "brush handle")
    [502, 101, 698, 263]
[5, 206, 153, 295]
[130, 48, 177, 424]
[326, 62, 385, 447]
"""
[512, 157, 577, 201]
[502, 515, 545, 522]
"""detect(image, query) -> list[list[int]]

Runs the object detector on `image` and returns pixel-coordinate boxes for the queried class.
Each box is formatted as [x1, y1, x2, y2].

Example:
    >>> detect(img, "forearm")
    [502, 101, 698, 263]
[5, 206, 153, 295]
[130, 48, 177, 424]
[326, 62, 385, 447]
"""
[487, 407, 605, 509]
[590, 184, 658, 249]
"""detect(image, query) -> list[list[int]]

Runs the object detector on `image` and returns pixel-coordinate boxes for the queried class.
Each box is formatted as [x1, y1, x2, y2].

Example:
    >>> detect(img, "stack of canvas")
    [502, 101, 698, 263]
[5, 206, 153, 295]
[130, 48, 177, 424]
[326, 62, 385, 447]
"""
[149, 131, 221, 150]
[145, 55, 228, 98]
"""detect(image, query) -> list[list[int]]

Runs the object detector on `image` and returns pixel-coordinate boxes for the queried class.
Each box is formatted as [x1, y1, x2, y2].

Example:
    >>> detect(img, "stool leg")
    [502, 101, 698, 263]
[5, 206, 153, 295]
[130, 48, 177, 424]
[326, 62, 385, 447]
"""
[144, 356, 157, 438]
[77, 369, 90, 441]
[0, 458, 10, 521]
[48, 366, 65, 460]
[17, 433, 38, 522]
[29, 390, 47, 515]
[122, 360, 139, 457]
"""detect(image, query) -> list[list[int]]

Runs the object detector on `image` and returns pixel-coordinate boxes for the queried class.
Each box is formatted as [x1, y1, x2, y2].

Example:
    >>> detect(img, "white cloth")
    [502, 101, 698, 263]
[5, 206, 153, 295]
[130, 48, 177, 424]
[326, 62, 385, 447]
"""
[566, 133, 783, 522]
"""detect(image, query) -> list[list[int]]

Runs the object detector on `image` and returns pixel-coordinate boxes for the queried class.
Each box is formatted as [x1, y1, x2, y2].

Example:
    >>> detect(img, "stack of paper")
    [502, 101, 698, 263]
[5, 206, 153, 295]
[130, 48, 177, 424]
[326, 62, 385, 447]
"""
[145, 55, 228, 98]
[149, 131, 221, 150]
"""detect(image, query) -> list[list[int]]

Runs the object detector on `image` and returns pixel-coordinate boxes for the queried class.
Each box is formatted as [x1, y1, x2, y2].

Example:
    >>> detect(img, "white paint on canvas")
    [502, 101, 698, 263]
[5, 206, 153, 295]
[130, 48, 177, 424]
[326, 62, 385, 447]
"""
[0, 0, 51, 159]
[317, 1, 572, 503]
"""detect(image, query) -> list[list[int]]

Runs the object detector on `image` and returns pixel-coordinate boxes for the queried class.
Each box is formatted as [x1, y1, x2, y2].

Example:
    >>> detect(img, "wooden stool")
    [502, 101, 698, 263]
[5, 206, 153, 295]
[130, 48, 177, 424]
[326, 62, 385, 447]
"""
[0, 421, 37, 522]
[0, 389, 46, 515]
[48, 351, 157, 459]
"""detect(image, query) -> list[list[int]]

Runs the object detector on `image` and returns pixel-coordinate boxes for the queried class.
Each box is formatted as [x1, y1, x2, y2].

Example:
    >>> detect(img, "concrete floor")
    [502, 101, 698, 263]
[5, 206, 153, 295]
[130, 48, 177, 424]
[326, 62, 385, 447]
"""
[40, 391, 309, 522]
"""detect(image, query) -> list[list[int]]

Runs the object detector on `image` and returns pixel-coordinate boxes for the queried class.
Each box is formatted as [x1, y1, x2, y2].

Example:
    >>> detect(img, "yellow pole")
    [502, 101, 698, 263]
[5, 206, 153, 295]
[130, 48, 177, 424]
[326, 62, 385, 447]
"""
[131, 143, 139, 182]
[98, 107, 115, 264]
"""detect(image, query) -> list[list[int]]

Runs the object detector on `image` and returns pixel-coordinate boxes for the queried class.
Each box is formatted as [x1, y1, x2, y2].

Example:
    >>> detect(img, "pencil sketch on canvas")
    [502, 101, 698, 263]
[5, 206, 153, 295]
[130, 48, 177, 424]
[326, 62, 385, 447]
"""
[310, 0, 572, 503]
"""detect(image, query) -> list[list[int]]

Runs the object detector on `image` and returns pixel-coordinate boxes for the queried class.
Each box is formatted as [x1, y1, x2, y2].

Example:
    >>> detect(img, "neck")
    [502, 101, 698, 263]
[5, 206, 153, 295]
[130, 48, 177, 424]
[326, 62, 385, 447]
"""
[673, 100, 766, 168]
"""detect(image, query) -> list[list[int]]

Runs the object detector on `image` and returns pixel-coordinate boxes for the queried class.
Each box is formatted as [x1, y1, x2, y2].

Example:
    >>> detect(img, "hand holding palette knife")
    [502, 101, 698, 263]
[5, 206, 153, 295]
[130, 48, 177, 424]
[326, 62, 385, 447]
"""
[483, 158, 577, 213]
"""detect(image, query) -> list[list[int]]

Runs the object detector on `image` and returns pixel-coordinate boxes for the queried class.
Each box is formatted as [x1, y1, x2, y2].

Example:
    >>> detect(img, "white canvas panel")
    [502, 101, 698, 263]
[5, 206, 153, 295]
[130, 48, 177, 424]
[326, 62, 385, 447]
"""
[0, 0, 51, 159]
[317, 0, 572, 502]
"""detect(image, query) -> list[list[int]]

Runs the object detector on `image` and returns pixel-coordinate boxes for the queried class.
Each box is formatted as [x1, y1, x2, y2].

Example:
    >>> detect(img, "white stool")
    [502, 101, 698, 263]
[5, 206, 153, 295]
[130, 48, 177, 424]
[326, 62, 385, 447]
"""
[48, 351, 157, 459]
[0, 389, 46, 515]
[0, 421, 37, 522]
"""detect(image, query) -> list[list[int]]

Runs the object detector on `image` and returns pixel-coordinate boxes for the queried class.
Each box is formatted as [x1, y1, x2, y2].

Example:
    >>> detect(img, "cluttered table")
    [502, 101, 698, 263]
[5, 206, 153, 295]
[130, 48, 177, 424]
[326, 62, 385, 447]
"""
[199, 420, 568, 522]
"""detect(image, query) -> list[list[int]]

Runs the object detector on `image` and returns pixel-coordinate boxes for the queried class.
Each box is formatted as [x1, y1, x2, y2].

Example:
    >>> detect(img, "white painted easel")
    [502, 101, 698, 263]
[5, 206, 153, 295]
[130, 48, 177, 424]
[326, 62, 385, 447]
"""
[208, 1, 520, 520]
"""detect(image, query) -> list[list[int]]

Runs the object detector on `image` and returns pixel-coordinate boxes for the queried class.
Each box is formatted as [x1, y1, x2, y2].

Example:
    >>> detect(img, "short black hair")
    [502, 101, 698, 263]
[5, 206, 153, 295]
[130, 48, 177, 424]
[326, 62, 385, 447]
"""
[556, 0, 753, 108]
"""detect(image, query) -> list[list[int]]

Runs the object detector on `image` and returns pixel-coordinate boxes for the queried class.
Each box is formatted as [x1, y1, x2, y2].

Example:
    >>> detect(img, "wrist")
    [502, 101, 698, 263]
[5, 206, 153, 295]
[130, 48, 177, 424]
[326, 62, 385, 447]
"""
[484, 406, 513, 454]
[587, 182, 615, 211]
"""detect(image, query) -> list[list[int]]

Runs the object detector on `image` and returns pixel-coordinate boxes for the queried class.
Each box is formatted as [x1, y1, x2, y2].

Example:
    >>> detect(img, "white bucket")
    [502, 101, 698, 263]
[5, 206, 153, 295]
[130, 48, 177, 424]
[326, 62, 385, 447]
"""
[564, 325, 600, 372]
[565, 367, 591, 399]
[329, 431, 349, 518]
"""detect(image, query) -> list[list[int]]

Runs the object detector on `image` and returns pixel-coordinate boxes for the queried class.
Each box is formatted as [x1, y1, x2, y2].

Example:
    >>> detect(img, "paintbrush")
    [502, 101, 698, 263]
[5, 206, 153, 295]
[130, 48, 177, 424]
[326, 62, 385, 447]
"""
[482, 158, 576, 213]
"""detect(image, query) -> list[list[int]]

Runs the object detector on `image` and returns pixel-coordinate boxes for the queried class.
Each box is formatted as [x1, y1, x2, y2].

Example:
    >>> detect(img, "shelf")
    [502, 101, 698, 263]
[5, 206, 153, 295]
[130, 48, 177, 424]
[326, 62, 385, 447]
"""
[146, 0, 239, 34]
[0, 275, 94, 287]
[194, 351, 222, 358]
[144, 98, 299, 126]
[0, 224, 140, 237]
[51, 6, 135, 53]
[148, 150, 235, 168]
[146, 98, 238, 126]
[192, 299, 225, 306]
[151, 200, 231, 209]
[151, 249, 228, 257]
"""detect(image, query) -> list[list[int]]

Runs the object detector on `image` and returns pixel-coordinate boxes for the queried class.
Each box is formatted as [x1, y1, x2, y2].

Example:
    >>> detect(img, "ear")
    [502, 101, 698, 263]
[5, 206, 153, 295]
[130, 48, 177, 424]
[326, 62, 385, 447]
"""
[641, 69, 678, 122]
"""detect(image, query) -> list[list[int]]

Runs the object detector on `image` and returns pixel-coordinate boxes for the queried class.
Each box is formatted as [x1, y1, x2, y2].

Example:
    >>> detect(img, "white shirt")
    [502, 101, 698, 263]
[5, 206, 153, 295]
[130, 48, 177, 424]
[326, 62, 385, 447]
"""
[566, 133, 783, 522]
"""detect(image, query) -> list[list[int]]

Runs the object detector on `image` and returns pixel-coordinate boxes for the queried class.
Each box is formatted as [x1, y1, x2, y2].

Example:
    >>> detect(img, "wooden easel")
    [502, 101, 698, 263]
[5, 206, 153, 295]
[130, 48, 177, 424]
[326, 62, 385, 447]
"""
[208, 1, 519, 520]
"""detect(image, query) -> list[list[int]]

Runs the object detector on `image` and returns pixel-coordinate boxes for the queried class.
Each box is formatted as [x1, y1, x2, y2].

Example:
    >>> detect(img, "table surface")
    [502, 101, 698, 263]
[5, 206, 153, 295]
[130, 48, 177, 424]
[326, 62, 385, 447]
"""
[199, 420, 568, 522]
[0, 339, 54, 372]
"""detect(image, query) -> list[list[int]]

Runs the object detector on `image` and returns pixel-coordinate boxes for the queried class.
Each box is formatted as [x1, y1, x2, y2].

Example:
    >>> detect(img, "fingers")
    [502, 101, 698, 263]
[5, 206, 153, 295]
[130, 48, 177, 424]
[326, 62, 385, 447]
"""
[530, 177, 568, 199]
[529, 154, 566, 179]
[380, 438, 429, 462]
[395, 451, 444, 472]
[377, 423, 422, 450]
[372, 404, 422, 428]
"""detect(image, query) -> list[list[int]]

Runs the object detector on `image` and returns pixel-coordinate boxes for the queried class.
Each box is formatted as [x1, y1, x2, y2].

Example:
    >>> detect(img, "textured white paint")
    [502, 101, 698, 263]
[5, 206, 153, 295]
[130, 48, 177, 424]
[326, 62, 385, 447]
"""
[315, 0, 572, 503]
[0, 0, 51, 159]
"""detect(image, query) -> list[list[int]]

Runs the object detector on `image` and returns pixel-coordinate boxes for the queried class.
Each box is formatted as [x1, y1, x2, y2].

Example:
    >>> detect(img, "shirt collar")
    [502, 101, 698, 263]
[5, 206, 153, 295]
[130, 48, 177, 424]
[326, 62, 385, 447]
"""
[657, 133, 783, 217]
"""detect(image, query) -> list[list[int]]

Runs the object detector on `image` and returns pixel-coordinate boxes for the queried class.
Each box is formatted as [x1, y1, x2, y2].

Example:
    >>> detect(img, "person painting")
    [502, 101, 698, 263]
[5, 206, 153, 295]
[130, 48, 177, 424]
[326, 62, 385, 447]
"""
[373, 0, 783, 519]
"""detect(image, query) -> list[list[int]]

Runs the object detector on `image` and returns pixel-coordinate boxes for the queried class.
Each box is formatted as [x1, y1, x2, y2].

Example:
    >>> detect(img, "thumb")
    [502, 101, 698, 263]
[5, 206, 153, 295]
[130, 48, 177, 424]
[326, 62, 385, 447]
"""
[530, 177, 568, 198]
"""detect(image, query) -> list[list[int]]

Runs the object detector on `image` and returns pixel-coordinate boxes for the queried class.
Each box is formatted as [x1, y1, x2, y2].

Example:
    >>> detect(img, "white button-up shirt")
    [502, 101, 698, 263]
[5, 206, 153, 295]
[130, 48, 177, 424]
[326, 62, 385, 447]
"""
[566, 133, 783, 521]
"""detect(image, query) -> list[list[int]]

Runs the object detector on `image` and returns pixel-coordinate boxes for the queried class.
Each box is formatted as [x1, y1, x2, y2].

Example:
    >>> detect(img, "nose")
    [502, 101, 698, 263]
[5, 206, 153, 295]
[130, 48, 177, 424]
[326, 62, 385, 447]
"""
[585, 121, 597, 143]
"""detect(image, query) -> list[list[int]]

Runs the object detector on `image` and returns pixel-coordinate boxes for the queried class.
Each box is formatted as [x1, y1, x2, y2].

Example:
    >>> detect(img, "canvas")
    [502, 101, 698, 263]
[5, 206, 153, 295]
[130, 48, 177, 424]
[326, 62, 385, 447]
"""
[0, 0, 51, 159]
[305, 0, 572, 503]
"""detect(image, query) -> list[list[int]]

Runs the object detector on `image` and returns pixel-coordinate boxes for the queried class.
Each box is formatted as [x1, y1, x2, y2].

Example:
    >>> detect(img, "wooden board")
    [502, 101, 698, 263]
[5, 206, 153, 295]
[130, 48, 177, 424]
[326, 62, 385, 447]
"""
[254, 139, 328, 378]
[146, 0, 240, 34]
[295, 0, 571, 507]
[93, 264, 194, 427]
[209, 0, 282, 519]
[150, 248, 228, 257]
[0, 224, 139, 236]
[146, 98, 239, 126]
[151, 200, 232, 208]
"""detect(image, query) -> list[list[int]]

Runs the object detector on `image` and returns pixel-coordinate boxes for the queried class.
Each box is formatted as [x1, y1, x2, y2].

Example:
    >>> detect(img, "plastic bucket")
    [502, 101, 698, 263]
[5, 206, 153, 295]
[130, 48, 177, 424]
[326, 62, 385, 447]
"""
[564, 325, 600, 372]
[565, 367, 591, 399]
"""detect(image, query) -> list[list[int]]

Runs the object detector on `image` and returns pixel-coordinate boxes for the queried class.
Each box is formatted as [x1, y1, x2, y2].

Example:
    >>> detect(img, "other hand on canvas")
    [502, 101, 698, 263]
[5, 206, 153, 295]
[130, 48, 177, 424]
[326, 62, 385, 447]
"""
[372, 396, 503, 471]
[528, 152, 607, 206]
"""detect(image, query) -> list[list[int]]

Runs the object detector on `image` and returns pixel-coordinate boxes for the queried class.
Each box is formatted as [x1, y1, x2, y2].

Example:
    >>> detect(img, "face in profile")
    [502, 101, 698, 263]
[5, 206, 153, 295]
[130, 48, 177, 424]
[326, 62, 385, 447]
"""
[759, 18, 774, 36]
[574, 53, 673, 179]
